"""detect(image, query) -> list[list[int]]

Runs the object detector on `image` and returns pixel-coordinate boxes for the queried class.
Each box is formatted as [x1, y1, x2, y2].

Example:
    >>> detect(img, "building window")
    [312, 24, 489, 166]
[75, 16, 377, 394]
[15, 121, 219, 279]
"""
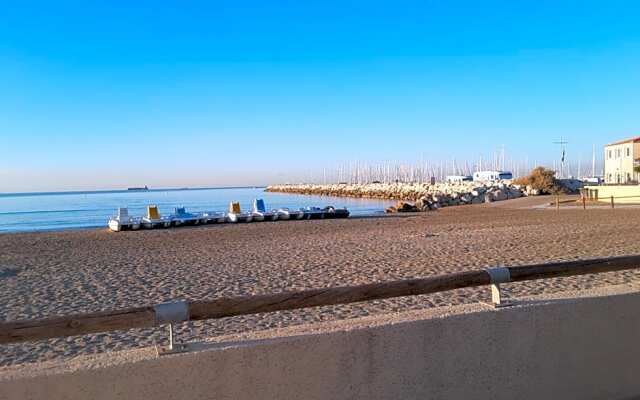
[608, 150, 612, 159]
[627, 147, 630, 157]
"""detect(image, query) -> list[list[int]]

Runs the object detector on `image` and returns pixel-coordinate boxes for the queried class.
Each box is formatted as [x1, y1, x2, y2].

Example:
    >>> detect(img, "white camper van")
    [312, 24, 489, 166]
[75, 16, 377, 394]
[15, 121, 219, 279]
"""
[473, 171, 513, 181]
[446, 175, 473, 183]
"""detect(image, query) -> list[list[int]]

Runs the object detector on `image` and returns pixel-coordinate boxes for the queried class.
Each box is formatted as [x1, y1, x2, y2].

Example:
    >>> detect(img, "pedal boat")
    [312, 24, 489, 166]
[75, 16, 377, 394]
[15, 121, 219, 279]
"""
[251, 199, 277, 222]
[108, 207, 141, 231]
[275, 207, 304, 220]
[301, 206, 325, 220]
[226, 202, 253, 223]
[322, 206, 350, 219]
[141, 205, 172, 229]
[170, 207, 203, 227]
[202, 211, 227, 224]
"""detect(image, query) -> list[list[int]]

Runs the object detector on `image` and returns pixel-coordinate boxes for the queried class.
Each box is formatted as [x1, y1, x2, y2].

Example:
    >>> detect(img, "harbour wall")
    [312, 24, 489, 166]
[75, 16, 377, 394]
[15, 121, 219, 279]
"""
[3, 284, 640, 400]
[266, 182, 525, 209]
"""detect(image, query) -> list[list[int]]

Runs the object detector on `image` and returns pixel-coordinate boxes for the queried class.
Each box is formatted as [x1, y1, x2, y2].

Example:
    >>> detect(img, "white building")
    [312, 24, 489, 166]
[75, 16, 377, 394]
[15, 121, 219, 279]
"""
[603, 136, 640, 184]
[473, 171, 513, 182]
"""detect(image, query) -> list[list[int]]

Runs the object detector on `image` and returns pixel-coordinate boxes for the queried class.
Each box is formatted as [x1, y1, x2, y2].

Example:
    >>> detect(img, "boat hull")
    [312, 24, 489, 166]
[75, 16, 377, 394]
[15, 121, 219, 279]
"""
[323, 208, 350, 219]
[251, 213, 265, 222]
[108, 220, 140, 231]
[227, 213, 253, 223]
[141, 219, 172, 229]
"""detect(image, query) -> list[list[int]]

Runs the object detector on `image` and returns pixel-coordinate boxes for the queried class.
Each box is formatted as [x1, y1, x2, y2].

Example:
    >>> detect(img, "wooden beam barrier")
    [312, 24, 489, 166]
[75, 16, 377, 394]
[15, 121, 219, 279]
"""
[2, 254, 640, 345]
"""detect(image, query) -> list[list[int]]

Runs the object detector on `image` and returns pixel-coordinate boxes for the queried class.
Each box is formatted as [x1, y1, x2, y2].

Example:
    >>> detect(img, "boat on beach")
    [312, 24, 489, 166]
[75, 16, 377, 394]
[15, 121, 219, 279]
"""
[322, 206, 350, 219]
[251, 199, 277, 221]
[170, 207, 204, 226]
[202, 211, 226, 224]
[301, 206, 325, 220]
[275, 207, 304, 220]
[108, 208, 141, 231]
[227, 202, 253, 223]
[106, 201, 348, 231]
[141, 205, 172, 228]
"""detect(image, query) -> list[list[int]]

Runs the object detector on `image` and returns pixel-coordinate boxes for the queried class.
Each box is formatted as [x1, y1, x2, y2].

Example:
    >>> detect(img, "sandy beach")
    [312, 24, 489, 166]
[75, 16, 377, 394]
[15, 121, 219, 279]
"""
[2, 195, 640, 367]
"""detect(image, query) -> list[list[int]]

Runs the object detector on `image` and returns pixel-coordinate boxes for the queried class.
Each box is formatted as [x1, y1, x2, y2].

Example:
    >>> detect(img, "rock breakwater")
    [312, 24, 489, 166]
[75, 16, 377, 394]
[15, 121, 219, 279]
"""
[266, 182, 527, 212]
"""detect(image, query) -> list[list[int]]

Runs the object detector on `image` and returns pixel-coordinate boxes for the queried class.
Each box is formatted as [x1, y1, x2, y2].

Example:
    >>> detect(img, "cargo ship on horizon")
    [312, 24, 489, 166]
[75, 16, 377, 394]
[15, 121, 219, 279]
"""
[127, 185, 149, 191]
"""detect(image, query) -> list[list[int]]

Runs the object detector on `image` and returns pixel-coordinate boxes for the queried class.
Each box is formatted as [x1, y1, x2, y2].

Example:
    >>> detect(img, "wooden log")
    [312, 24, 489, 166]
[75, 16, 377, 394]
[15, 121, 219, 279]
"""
[2, 254, 640, 344]
[0, 306, 155, 345]
[507, 254, 640, 282]
[188, 270, 489, 321]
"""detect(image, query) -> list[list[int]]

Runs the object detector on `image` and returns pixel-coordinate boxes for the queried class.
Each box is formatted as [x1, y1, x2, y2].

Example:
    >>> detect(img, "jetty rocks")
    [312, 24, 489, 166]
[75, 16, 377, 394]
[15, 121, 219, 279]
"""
[266, 182, 527, 213]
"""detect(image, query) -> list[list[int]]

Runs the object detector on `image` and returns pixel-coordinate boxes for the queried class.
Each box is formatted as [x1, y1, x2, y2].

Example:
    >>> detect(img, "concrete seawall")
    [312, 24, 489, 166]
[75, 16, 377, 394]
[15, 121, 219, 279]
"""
[2, 284, 640, 400]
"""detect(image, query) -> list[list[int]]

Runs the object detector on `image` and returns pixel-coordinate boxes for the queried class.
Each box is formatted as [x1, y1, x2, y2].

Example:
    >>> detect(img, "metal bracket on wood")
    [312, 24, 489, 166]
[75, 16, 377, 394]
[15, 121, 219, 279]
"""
[484, 266, 512, 308]
[154, 300, 190, 356]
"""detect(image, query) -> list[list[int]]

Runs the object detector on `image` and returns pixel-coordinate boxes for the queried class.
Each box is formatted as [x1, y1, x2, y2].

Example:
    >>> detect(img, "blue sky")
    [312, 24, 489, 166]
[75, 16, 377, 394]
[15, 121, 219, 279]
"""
[1, 1, 639, 191]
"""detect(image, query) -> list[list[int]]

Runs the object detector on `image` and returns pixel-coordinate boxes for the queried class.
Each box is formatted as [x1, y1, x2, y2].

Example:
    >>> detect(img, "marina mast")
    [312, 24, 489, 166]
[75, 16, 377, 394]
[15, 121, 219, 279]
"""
[553, 138, 569, 178]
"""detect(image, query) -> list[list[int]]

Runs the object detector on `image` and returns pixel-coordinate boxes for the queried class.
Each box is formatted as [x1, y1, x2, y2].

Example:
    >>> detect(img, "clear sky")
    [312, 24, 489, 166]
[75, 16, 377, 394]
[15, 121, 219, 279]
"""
[1, 1, 639, 192]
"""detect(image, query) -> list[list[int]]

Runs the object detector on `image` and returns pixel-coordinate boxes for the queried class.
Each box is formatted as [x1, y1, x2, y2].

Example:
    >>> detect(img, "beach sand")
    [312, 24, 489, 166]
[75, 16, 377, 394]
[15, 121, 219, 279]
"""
[2, 195, 640, 366]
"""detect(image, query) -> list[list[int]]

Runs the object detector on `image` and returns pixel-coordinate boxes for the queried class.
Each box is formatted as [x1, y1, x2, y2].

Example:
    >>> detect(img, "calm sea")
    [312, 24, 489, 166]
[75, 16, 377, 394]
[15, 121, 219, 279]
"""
[0, 187, 395, 233]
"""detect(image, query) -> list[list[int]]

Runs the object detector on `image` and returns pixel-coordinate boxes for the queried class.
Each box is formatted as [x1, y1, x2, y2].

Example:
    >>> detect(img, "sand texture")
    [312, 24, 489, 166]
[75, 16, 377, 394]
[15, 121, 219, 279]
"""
[1, 196, 640, 366]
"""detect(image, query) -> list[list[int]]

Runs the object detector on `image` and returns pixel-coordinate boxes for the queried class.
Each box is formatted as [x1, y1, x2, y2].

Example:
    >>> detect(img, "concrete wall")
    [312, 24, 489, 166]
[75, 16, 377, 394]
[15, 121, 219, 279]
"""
[585, 184, 640, 203]
[3, 284, 640, 400]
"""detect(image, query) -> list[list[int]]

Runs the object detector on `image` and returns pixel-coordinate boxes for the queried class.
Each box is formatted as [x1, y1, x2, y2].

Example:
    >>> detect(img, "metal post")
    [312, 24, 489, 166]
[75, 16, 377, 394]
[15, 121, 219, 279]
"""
[485, 267, 512, 308]
[154, 300, 189, 355]
[582, 195, 586, 210]
[611, 195, 615, 209]
[168, 323, 174, 351]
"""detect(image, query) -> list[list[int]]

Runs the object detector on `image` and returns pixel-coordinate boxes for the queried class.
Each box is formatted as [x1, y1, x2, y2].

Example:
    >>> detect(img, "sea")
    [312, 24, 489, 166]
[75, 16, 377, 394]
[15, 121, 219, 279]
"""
[0, 187, 395, 233]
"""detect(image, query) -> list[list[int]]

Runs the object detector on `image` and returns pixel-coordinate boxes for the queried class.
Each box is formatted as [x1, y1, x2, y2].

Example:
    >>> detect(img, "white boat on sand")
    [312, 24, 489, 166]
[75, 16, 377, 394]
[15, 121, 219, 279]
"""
[141, 205, 172, 228]
[251, 199, 277, 222]
[275, 207, 304, 220]
[227, 202, 253, 223]
[108, 208, 141, 232]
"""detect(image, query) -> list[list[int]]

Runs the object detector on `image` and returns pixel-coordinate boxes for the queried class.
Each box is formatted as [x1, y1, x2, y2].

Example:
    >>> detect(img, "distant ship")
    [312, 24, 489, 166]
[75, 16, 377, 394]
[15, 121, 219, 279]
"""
[127, 185, 149, 191]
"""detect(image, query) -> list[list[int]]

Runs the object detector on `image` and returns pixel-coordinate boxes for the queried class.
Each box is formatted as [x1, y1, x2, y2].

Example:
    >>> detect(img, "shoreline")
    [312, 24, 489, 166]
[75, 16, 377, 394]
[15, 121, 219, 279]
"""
[0, 212, 412, 236]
